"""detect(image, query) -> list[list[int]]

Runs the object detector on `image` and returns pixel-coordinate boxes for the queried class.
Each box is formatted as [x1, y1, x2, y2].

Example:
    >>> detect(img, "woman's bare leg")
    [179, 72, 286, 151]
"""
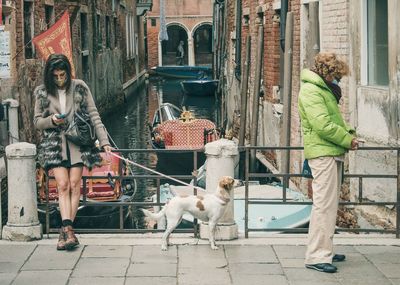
[53, 167, 71, 220]
[69, 166, 83, 221]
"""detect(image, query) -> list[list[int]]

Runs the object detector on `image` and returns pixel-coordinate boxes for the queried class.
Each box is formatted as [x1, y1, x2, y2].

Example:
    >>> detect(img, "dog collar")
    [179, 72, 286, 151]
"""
[215, 195, 230, 205]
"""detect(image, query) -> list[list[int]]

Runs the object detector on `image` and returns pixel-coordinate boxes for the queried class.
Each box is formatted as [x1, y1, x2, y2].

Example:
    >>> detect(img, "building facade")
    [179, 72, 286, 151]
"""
[0, 0, 151, 143]
[216, 0, 397, 228]
[146, 0, 213, 67]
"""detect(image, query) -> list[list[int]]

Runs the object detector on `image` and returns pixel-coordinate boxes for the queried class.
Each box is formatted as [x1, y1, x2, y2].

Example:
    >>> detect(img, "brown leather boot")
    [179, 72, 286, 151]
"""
[63, 225, 79, 250]
[56, 228, 66, 251]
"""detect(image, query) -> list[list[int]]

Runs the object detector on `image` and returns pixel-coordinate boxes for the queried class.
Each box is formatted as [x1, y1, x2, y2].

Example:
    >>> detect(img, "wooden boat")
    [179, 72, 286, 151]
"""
[155, 183, 312, 231]
[150, 65, 212, 79]
[181, 79, 218, 96]
[150, 103, 219, 183]
[36, 152, 137, 229]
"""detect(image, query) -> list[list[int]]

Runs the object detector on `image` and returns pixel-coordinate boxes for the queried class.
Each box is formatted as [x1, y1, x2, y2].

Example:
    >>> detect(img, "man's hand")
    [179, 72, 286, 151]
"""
[351, 138, 359, 150]
[51, 114, 65, 126]
[103, 145, 113, 154]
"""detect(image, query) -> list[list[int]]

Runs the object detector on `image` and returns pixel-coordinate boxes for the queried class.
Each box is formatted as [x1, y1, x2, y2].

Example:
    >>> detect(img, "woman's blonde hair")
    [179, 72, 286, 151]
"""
[311, 52, 349, 80]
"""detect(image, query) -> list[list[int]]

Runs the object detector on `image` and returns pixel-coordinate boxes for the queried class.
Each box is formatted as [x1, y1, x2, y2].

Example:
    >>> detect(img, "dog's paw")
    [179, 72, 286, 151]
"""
[211, 245, 219, 250]
[161, 244, 168, 251]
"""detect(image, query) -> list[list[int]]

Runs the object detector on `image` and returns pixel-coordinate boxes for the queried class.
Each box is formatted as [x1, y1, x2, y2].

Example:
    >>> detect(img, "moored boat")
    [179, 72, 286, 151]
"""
[150, 65, 212, 79]
[36, 152, 137, 229]
[155, 183, 312, 232]
[181, 79, 218, 96]
[150, 103, 219, 183]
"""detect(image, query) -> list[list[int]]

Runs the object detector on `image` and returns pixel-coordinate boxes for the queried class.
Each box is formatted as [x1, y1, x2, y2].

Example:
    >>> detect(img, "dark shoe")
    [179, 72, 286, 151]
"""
[306, 263, 337, 273]
[56, 228, 66, 251]
[333, 254, 346, 262]
[63, 225, 79, 250]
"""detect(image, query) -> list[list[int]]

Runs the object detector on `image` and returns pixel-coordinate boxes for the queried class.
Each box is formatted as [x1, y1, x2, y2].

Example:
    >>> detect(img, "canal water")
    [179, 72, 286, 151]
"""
[102, 77, 217, 228]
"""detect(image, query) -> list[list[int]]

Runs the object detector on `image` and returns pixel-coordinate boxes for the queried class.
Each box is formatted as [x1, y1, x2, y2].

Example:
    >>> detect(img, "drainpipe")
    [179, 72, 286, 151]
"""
[234, 0, 242, 80]
[279, 0, 289, 98]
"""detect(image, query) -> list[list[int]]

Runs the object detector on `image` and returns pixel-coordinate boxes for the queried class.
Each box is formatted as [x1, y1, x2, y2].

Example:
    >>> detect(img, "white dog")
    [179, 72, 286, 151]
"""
[142, 176, 235, 251]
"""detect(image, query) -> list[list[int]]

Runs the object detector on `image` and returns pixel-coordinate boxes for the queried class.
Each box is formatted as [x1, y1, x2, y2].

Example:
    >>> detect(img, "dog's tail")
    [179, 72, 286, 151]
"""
[141, 207, 166, 220]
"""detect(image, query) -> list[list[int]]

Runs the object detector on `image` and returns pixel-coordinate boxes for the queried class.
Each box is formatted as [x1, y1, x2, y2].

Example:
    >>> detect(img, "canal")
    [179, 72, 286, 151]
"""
[102, 77, 217, 228]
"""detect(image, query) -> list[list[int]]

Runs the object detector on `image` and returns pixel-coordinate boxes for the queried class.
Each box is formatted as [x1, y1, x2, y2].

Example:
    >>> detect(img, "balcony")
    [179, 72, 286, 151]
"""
[137, 0, 153, 16]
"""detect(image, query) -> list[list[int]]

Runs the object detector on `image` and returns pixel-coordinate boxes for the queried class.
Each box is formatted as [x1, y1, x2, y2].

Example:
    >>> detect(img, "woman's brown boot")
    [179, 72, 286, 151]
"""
[56, 227, 66, 251]
[63, 225, 79, 250]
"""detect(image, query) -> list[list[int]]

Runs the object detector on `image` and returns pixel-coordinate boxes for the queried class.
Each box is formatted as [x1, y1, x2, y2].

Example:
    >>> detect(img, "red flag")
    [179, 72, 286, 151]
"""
[32, 11, 75, 77]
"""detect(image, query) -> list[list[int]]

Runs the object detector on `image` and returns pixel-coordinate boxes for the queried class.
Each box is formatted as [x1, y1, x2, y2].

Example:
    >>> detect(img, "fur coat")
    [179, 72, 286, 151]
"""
[34, 79, 110, 170]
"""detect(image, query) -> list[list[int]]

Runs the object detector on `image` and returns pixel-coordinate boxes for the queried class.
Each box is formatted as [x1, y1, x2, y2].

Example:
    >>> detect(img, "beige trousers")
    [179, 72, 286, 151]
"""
[305, 156, 343, 264]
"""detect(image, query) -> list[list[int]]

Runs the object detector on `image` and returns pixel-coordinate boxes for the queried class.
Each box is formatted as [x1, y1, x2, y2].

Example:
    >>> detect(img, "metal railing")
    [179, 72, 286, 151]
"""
[39, 146, 400, 238]
[242, 146, 400, 238]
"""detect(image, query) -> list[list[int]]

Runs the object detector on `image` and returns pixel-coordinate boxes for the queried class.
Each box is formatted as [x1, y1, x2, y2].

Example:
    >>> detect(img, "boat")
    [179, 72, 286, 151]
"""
[154, 183, 312, 232]
[150, 65, 212, 79]
[36, 152, 137, 229]
[150, 103, 219, 184]
[181, 79, 218, 96]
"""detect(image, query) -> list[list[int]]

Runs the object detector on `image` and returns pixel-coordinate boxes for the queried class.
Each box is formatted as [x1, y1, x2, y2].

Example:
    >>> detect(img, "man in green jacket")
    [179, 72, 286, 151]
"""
[298, 52, 360, 273]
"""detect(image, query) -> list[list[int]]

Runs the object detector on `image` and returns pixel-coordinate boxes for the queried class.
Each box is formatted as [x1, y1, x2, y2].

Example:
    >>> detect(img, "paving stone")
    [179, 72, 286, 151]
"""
[355, 246, 400, 255]
[125, 277, 177, 285]
[68, 277, 125, 285]
[72, 257, 129, 277]
[289, 281, 341, 285]
[82, 245, 132, 258]
[0, 262, 24, 273]
[12, 270, 70, 285]
[273, 245, 306, 259]
[390, 279, 400, 285]
[336, 278, 393, 285]
[126, 263, 176, 277]
[284, 268, 338, 282]
[22, 245, 82, 270]
[0, 273, 17, 285]
[0, 245, 36, 262]
[178, 267, 231, 285]
[335, 261, 387, 279]
[333, 245, 358, 253]
[225, 245, 278, 263]
[131, 245, 177, 264]
[229, 263, 284, 275]
[179, 245, 227, 268]
[279, 258, 305, 268]
[232, 274, 288, 285]
[374, 264, 400, 279]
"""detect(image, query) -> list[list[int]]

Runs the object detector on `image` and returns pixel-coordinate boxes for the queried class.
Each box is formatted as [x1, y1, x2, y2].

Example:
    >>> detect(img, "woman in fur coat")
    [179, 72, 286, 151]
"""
[34, 54, 112, 251]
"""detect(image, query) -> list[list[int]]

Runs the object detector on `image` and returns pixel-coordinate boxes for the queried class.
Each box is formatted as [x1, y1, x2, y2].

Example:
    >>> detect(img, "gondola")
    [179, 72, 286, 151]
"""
[150, 103, 219, 184]
[180, 79, 218, 96]
[150, 65, 212, 79]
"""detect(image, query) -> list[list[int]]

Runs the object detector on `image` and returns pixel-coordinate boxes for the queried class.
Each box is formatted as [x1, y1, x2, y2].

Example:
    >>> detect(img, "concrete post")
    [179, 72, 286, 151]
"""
[2, 143, 42, 241]
[200, 139, 239, 240]
[188, 38, 195, 66]
[2, 99, 19, 144]
[158, 40, 163, 66]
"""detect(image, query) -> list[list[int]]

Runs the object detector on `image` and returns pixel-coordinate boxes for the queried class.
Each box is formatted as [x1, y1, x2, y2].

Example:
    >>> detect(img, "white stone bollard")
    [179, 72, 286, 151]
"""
[200, 139, 239, 240]
[2, 99, 19, 144]
[2, 143, 42, 241]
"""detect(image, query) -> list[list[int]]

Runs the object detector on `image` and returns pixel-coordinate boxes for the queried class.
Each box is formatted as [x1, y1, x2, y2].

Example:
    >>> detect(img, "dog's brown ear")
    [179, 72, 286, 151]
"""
[219, 176, 234, 190]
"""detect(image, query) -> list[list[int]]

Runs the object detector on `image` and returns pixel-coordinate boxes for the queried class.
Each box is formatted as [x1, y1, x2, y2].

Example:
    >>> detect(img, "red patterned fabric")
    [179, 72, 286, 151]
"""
[158, 119, 218, 149]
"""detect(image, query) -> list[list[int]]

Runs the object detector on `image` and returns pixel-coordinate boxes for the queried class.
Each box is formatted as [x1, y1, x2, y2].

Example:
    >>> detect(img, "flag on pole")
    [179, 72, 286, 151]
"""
[32, 11, 75, 77]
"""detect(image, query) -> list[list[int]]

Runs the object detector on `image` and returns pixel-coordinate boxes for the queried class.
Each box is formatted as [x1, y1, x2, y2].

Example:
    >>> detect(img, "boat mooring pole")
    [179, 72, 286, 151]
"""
[281, 12, 294, 199]
[239, 35, 251, 178]
[250, 8, 264, 172]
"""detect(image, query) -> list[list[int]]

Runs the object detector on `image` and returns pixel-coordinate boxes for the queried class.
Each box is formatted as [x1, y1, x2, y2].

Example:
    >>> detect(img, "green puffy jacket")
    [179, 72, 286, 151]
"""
[298, 69, 355, 159]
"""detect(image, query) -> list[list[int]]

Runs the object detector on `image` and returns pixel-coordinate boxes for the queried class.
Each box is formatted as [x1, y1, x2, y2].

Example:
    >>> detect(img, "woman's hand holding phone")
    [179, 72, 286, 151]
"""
[52, 113, 66, 125]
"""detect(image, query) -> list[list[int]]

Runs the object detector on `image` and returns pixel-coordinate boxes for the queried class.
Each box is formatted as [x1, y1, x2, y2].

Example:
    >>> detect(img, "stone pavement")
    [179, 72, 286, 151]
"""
[0, 234, 400, 285]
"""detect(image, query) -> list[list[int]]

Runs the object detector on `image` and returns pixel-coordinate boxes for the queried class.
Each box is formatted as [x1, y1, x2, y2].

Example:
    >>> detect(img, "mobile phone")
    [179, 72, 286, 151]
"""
[56, 113, 66, 119]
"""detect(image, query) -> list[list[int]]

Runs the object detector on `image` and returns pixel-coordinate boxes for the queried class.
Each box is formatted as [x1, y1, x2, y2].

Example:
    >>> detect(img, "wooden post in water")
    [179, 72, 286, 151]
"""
[281, 12, 294, 198]
[250, 8, 264, 172]
[239, 35, 251, 147]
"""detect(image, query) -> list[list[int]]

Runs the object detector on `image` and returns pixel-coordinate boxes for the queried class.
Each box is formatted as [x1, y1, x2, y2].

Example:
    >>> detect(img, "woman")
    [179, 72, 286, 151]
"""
[34, 54, 112, 251]
[298, 52, 360, 273]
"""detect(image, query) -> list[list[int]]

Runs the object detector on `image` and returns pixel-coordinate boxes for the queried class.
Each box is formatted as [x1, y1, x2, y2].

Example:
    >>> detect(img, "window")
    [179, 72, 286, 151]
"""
[151, 18, 156, 26]
[106, 16, 111, 48]
[23, 1, 34, 59]
[80, 13, 88, 51]
[113, 17, 118, 48]
[125, 14, 136, 59]
[96, 14, 102, 50]
[45, 5, 55, 28]
[366, 0, 388, 86]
